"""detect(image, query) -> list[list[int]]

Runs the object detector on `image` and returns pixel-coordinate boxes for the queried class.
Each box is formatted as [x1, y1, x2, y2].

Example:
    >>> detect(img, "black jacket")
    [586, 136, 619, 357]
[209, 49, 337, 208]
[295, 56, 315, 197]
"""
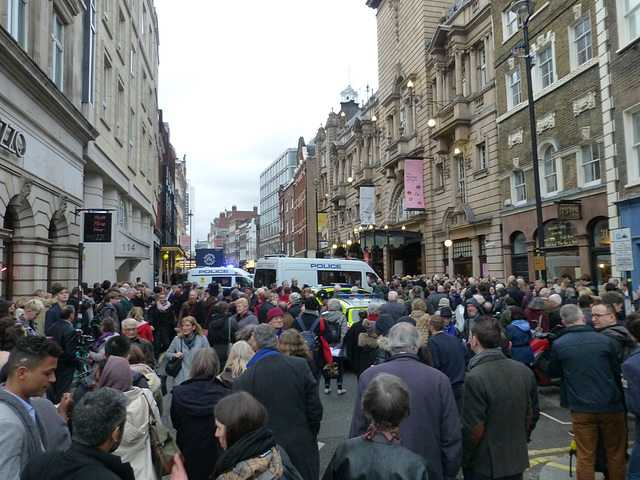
[323, 434, 433, 480]
[170, 375, 230, 480]
[597, 324, 636, 363]
[148, 304, 176, 330]
[21, 442, 135, 480]
[233, 353, 323, 480]
[206, 314, 238, 365]
[48, 320, 78, 367]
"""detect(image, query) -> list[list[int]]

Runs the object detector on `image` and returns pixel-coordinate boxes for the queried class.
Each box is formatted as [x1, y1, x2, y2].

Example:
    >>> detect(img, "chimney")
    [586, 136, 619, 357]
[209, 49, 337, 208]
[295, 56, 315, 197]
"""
[253, 206, 258, 214]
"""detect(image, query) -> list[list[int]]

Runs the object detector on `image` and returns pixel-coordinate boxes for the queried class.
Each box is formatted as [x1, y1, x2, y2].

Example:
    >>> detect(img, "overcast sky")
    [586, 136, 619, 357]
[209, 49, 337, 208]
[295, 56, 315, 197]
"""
[154, 1, 379, 245]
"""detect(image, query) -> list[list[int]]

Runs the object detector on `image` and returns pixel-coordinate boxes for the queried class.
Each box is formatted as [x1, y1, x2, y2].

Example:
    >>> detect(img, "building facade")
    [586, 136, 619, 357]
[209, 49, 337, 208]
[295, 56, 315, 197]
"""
[494, 0, 610, 285]
[259, 148, 296, 256]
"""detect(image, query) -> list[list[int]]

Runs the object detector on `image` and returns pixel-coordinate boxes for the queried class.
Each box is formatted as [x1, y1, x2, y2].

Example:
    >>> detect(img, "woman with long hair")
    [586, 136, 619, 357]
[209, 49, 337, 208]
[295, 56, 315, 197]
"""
[213, 392, 283, 480]
[171, 348, 230, 480]
[127, 306, 153, 341]
[165, 316, 210, 386]
[278, 330, 316, 378]
[218, 340, 254, 389]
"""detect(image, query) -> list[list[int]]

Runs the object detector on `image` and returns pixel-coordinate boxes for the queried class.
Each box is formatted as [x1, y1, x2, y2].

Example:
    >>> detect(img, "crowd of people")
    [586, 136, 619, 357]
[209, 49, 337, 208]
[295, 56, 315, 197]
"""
[0, 270, 640, 479]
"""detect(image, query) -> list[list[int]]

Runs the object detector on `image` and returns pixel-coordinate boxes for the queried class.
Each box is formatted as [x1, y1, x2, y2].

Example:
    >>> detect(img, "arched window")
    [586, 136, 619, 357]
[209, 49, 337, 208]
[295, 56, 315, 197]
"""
[542, 144, 558, 195]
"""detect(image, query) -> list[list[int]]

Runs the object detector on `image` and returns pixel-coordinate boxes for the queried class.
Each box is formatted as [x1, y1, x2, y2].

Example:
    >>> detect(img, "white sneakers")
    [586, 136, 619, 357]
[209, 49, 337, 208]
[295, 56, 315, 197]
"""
[337, 389, 346, 395]
[324, 388, 331, 394]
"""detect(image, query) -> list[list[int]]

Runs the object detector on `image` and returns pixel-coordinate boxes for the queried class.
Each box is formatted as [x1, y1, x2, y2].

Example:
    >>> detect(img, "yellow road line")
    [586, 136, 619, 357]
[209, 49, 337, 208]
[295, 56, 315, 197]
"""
[529, 446, 572, 455]
[528, 455, 565, 468]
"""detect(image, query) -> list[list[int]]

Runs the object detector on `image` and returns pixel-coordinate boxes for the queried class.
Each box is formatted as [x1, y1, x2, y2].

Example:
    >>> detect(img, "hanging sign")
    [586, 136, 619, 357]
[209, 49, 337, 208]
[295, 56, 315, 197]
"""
[84, 212, 112, 242]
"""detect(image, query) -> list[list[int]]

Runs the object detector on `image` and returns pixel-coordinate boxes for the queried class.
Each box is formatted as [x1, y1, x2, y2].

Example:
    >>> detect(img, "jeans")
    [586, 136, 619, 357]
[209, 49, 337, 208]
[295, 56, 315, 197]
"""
[628, 441, 640, 480]
[571, 410, 628, 480]
[324, 356, 344, 389]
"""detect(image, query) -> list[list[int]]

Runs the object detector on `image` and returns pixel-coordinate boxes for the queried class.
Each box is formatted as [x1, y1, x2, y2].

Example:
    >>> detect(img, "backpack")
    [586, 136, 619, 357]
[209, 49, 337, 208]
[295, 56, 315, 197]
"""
[322, 318, 341, 344]
[296, 316, 321, 358]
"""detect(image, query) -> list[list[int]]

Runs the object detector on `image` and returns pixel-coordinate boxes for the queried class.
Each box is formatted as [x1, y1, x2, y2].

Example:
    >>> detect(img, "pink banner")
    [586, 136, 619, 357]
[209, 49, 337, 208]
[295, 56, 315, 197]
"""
[404, 158, 425, 211]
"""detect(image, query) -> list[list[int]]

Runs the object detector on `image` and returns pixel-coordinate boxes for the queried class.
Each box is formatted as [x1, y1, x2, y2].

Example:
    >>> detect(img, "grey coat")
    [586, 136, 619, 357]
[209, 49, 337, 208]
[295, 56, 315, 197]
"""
[166, 334, 210, 385]
[321, 310, 348, 357]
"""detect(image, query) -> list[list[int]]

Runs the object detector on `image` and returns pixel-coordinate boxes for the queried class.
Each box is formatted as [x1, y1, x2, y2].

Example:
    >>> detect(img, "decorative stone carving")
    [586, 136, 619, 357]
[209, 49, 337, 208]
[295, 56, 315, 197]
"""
[536, 31, 555, 48]
[581, 126, 591, 140]
[513, 157, 520, 168]
[536, 111, 556, 134]
[18, 178, 32, 205]
[508, 57, 515, 70]
[508, 128, 524, 149]
[573, 4, 582, 19]
[573, 91, 597, 116]
[54, 196, 68, 221]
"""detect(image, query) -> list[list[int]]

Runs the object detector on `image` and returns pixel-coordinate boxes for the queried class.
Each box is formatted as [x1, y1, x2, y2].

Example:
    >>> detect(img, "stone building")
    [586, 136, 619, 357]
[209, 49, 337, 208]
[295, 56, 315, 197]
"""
[292, 137, 318, 258]
[494, 0, 609, 284]
[0, 1, 97, 298]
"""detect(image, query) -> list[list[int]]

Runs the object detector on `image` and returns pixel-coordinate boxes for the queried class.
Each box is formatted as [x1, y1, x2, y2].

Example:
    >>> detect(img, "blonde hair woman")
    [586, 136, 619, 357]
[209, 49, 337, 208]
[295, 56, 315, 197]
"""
[127, 306, 153, 342]
[218, 340, 254, 389]
[165, 316, 209, 386]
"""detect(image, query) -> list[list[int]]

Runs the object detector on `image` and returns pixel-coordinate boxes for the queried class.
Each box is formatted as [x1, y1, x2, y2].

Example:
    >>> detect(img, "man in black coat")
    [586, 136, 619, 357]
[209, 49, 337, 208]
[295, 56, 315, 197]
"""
[379, 290, 408, 321]
[234, 324, 323, 480]
[22, 388, 135, 480]
[46, 305, 78, 404]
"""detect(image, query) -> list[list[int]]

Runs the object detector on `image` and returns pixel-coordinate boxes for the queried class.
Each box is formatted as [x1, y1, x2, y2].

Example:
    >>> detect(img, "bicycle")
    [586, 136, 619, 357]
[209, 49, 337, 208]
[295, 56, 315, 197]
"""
[73, 334, 95, 387]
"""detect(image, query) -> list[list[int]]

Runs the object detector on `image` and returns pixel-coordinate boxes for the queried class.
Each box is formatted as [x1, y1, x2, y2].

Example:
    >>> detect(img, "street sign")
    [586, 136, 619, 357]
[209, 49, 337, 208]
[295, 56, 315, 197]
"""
[612, 228, 634, 271]
[84, 212, 112, 242]
[534, 255, 546, 270]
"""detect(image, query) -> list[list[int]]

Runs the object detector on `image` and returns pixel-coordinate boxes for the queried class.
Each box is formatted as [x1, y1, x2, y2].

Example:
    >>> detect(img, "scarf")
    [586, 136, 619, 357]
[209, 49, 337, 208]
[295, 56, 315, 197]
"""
[156, 299, 171, 312]
[183, 333, 197, 349]
[0, 387, 44, 460]
[246, 348, 281, 368]
[468, 347, 503, 371]
[442, 323, 456, 336]
[363, 426, 402, 444]
[94, 331, 117, 352]
[215, 425, 277, 475]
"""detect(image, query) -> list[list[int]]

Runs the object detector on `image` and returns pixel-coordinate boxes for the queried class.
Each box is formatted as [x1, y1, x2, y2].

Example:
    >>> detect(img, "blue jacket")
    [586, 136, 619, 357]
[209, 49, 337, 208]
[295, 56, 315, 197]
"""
[506, 320, 534, 365]
[428, 332, 467, 390]
[548, 324, 623, 413]
[623, 347, 640, 440]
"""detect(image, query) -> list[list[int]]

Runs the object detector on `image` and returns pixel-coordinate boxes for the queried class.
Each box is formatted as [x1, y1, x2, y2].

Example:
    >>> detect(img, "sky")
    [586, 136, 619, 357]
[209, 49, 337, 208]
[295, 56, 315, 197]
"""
[154, 1, 379, 246]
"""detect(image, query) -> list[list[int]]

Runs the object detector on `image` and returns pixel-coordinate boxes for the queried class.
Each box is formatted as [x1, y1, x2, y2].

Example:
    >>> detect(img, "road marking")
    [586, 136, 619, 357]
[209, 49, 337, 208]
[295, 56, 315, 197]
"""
[529, 446, 571, 455]
[528, 455, 565, 468]
[318, 442, 325, 450]
[547, 462, 572, 471]
[540, 411, 572, 425]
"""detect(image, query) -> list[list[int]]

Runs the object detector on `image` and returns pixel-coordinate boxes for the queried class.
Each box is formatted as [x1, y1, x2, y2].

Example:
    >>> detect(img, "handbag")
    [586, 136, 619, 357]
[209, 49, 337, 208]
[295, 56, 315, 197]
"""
[322, 361, 339, 379]
[143, 394, 181, 478]
[165, 339, 183, 377]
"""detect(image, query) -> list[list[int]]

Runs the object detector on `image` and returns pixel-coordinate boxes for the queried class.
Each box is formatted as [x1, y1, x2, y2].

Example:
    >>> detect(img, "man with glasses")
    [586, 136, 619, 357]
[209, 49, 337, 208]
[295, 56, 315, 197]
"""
[120, 318, 155, 368]
[548, 304, 627, 480]
[592, 302, 635, 363]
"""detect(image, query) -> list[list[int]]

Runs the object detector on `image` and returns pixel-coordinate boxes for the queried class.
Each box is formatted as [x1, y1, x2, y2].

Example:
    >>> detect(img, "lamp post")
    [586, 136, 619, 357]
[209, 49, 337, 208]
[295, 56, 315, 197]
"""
[188, 210, 193, 267]
[512, 0, 547, 283]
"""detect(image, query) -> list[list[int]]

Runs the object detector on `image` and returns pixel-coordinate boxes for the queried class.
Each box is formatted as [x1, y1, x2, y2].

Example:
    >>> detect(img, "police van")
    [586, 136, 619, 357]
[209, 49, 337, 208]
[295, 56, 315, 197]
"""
[254, 256, 380, 292]
[187, 267, 254, 288]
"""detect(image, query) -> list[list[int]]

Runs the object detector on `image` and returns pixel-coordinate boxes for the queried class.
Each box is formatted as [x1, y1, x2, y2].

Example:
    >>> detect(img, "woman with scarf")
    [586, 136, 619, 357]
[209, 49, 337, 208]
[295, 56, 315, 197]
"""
[323, 373, 432, 480]
[89, 317, 119, 361]
[166, 316, 210, 386]
[148, 291, 177, 361]
[97, 355, 161, 480]
[213, 392, 283, 480]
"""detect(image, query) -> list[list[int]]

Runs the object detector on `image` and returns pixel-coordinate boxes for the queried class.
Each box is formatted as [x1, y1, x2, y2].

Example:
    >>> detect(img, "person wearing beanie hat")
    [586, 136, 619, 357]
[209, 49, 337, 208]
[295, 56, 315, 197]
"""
[266, 307, 285, 338]
[438, 297, 451, 308]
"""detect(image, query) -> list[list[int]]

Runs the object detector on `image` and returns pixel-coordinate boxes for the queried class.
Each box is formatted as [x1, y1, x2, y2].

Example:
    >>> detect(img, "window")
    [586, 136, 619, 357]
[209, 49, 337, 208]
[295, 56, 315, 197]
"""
[117, 10, 125, 50]
[116, 80, 124, 138]
[627, 109, 640, 181]
[436, 163, 444, 188]
[8, 0, 28, 48]
[507, 69, 522, 109]
[542, 145, 558, 194]
[503, 9, 519, 40]
[581, 143, 601, 184]
[478, 47, 487, 87]
[130, 47, 136, 78]
[477, 143, 487, 170]
[573, 17, 593, 67]
[458, 158, 467, 203]
[538, 48, 554, 89]
[514, 170, 526, 203]
[117, 199, 129, 230]
[102, 55, 112, 120]
[104, 0, 110, 19]
[620, 0, 640, 46]
[52, 13, 65, 89]
[128, 108, 135, 160]
[83, 0, 97, 104]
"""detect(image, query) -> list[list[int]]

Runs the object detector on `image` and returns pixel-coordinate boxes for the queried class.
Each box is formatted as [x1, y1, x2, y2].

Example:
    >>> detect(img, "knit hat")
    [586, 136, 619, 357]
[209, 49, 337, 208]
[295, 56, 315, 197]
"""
[438, 297, 451, 308]
[267, 307, 284, 322]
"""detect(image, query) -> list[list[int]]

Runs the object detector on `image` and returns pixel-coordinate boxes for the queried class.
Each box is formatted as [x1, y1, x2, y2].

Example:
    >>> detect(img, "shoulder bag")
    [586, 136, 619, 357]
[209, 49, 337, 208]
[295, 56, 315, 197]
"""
[165, 338, 183, 377]
[143, 393, 181, 478]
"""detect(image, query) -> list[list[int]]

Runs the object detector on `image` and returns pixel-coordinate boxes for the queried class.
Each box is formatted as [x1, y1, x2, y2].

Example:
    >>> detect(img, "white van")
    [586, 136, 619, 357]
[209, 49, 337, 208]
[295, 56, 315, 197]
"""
[187, 267, 253, 288]
[254, 256, 380, 291]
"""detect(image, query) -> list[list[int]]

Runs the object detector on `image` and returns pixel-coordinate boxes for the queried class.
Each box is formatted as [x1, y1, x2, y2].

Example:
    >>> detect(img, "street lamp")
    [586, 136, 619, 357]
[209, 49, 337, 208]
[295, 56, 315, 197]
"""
[511, 0, 547, 283]
[188, 210, 194, 266]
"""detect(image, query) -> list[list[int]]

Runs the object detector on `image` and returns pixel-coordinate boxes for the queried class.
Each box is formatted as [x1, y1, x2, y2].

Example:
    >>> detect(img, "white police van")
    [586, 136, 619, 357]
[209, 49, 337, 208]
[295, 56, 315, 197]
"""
[254, 256, 380, 292]
[187, 267, 253, 288]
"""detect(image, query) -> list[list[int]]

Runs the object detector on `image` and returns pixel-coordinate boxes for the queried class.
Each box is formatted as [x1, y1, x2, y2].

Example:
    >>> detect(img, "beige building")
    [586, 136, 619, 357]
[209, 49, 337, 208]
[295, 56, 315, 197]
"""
[0, 1, 97, 298]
